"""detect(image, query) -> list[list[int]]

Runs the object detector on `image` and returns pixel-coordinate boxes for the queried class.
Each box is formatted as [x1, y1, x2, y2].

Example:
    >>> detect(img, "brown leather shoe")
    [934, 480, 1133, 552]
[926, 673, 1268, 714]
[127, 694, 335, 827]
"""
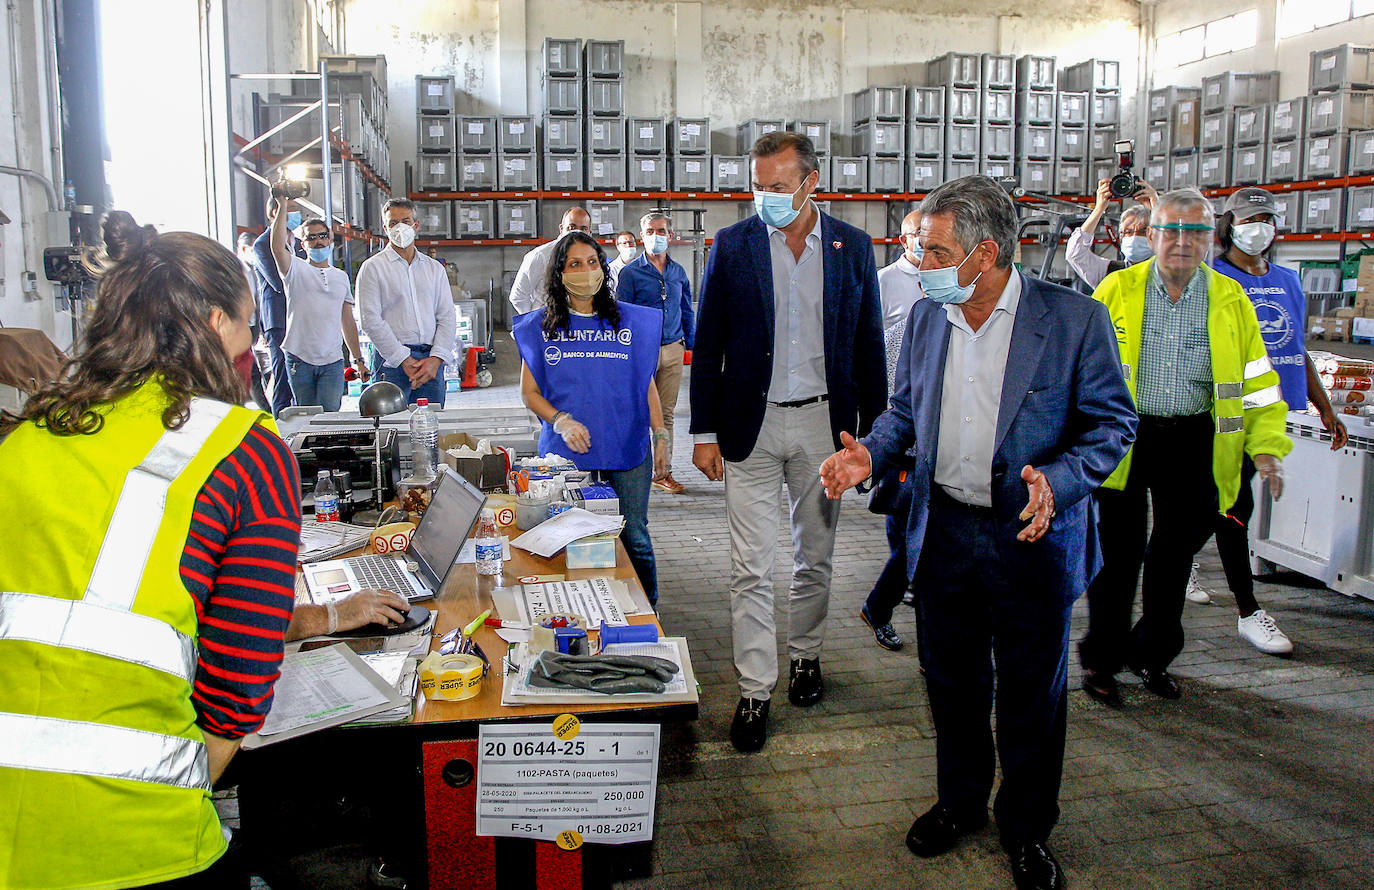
[652, 473, 686, 494]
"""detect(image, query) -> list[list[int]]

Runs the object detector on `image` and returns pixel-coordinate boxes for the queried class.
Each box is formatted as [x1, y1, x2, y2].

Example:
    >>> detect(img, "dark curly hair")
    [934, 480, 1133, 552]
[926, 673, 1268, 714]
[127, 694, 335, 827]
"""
[1, 210, 252, 439]
[541, 231, 619, 339]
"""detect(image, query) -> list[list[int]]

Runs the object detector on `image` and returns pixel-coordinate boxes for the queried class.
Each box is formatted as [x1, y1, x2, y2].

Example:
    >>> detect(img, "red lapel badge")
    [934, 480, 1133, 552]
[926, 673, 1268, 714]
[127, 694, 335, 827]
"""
[832, 240, 842, 249]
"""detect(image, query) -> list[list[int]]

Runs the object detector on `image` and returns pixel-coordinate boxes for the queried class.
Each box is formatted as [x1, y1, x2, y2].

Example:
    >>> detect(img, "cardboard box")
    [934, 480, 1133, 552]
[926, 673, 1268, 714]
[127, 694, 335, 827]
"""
[1334, 307, 1359, 319]
[1357, 254, 1374, 294]
[439, 432, 509, 490]
[570, 483, 619, 517]
[1310, 316, 1351, 341]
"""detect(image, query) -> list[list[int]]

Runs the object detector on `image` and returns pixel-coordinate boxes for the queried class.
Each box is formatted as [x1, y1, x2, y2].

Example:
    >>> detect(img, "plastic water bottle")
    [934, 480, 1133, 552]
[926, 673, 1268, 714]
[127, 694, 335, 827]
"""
[475, 508, 502, 576]
[314, 470, 339, 522]
[410, 398, 440, 481]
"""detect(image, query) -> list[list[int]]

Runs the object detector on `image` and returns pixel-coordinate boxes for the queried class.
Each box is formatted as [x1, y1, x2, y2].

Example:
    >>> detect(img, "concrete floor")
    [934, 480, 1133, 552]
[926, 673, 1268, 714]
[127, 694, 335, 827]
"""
[242, 332, 1374, 890]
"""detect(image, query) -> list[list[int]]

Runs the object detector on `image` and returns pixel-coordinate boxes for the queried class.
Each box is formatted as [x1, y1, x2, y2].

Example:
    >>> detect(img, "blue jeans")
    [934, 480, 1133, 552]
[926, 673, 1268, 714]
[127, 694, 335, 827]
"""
[285, 354, 346, 412]
[377, 344, 447, 407]
[598, 448, 656, 607]
[263, 327, 293, 417]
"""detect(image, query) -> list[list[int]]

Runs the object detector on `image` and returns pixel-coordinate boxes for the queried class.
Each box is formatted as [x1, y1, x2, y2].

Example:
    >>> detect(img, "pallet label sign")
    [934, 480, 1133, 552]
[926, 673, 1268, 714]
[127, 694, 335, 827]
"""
[476, 716, 660, 844]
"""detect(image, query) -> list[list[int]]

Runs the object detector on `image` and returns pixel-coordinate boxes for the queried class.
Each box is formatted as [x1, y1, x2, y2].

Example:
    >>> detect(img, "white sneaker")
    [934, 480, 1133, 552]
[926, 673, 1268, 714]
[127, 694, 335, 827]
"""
[1238, 609, 1294, 655]
[1185, 563, 1210, 604]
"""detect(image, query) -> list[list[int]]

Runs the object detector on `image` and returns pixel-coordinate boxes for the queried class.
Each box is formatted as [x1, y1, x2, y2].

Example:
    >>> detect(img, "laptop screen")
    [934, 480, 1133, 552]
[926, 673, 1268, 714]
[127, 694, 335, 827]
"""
[409, 465, 487, 591]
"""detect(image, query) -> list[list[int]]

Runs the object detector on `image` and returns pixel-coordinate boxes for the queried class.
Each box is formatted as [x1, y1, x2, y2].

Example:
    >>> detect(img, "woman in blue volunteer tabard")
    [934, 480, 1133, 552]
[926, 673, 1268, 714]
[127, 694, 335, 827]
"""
[513, 231, 670, 605]
[1207, 187, 1348, 656]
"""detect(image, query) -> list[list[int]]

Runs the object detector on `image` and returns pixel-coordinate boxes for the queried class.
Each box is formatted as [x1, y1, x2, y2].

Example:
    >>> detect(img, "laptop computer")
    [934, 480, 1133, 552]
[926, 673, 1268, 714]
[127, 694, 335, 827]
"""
[302, 464, 486, 604]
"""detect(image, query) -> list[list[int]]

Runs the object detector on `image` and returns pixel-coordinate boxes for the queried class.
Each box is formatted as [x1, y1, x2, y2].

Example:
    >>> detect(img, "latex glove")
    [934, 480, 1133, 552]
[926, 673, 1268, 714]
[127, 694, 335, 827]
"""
[653, 436, 669, 479]
[692, 442, 724, 481]
[1017, 465, 1056, 542]
[334, 588, 410, 631]
[1254, 454, 1283, 501]
[553, 414, 591, 453]
[818, 431, 873, 500]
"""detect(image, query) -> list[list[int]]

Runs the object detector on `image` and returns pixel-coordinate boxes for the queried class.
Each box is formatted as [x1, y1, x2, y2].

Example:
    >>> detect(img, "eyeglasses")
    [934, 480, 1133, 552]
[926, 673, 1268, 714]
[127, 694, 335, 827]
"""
[303, 232, 332, 243]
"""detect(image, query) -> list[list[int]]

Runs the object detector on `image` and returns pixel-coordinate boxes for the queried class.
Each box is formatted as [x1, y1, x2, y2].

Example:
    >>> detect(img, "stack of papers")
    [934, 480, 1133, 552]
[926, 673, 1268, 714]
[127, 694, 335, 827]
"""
[243, 644, 408, 748]
[297, 521, 373, 563]
[500, 637, 698, 706]
[509, 508, 621, 558]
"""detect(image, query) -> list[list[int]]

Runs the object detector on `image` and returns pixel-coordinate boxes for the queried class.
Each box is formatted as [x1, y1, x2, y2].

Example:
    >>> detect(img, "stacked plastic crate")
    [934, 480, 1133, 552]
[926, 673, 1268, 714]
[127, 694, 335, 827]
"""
[671, 117, 711, 191]
[978, 55, 1017, 181]
[1144, 85, 1193, 190]
[1351, 126, 1374, 233]
[1168, 88, 1204, 191]
[585, 40, 628, 191]
[1201, 71, 1279, 191]
[908, 84, 945, 193]
[496, 113, 537, 237]
[1231, 102, 1269, 187]
[927, 53, 980, 186]
[1307, 44, 1374, 232]
[1015, 55, 1056, 196]
[416, 75, 457, 201]
[543, 37, 585, 191]
[853, 86, 906, 193]
[1071, 61, 1121, 195]
[788, 119, 832, 191]
[734, 118, 784, 189]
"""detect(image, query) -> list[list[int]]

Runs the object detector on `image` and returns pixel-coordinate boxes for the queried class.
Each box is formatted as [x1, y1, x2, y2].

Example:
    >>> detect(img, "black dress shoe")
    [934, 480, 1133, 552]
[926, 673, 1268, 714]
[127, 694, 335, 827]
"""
[904, 803, 988, 858]
[860, 604, 904, 652]
[1082, 670, 1121, 709]
[788, 657, 823, 706]
[729, 697, 769, 752]
[1008, 841, 1064, 890]
[1131, 665, 1181, 700]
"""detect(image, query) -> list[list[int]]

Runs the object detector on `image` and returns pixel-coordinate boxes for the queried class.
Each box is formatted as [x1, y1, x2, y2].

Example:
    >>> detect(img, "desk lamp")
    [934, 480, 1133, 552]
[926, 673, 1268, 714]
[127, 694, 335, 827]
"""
[352, 381, 406, 527]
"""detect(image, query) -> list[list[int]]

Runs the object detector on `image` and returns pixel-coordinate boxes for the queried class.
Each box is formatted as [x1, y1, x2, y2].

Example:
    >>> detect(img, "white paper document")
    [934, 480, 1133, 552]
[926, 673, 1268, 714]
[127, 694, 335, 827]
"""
[500, 577, 633, 628]
[510, 508, 621, 558]
[297, 522, 373, 563]
[244, 644, 406, 747]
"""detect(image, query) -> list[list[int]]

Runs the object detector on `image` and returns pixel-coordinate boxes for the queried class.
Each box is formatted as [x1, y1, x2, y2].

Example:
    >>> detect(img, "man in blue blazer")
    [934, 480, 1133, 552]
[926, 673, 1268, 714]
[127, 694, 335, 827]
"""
[690, 132, 887, 753]
[820, 176, 1137, 890]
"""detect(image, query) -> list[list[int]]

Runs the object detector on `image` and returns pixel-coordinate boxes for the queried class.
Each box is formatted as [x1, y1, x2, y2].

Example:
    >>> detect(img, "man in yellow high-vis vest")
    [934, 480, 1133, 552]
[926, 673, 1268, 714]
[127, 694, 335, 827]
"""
[1078, 187, 1292, 708]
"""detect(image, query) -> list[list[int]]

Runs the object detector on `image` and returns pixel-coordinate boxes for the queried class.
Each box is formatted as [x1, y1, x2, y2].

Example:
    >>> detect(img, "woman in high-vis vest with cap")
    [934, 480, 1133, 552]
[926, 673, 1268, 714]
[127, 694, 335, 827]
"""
[0, 211, 321, 889]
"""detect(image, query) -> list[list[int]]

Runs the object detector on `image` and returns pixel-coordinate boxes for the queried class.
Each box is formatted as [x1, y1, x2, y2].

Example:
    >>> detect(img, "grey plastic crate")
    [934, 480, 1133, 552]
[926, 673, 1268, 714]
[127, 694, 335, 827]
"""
[671, 118, 711, 155]
[1018, 123, 1054, 159]
[544, 115, 583, 153]
[787, 119, 830, 154]
[584, 200, 624, 237]
[1016, 55, 1056, 91]
[1201, 71, 1279, 113]
[544, 78, 583, 116]
[588, 80, 625, 117]
[1199, 149, 1230, 188]
[1349, 185, 1374, 230]
[1300, 188, 1344, 233]
[909, 121, 945, 156]
[587, 154, 626, 191]
[945, 122, 980, 157]
[498, 116, 536, 152]
[1058, 92, 1089, 126]
[1090, 159, 1115, 188]
[1020, 159, 1054, 192]
[586, 117, 624, 154]
[584, 40, 624, 78]
[544, 153, 584, 191]
[1061, 59, 1120, 93]
[498, 153, 537, 191]
[1054, 160, 1088, 195]
[852, 86, 906, 123]
[418, 153, 456, 191]
[1090, 128, 1119, 160]
[1304, 133, 1350, 180]
[984, 89, 1015, 124]
[980, 157, 1014, 179]
[908, 87, 945, 122]
[414, 200, 452, 239]
[1269, 97, 1307, 141]
[544, 38, 582, 77]
[1233, 106, 1268, 146]
[1201, 111, 1234, 150]
[418, 114, 456, 152]
[672, 156, 712, 191]
[831, 157, 867, 192]
[1090, 93, 1120, 128]
[1272, 192, 1300, 231]
[982, 54, 1015, 89]
[1148, 86, 1200, 123]
[909, 156, 943, 191]
[498, 200, 538, 238]
[454, 200, 494, 239]
[927, 52, 980, 87]
[1143, 156, 1168, 187]
[945, 86, 980, 123]
[1172, 98, 1202, 152]
[944, 157, 979, 181]
[1056, 125, 1088, 160]
[1307, 89, 1374, 135]
[869, 157, 904, 192]
[458, 154, 497, 191]
[458, 116, 496, 153]
[1309, 45, 1374, 92]
[1169, 152, 1199, 190]
[627, 117, 666, 155]
[737, 118, 785, 153]
[712, 155, 749, 191]
[1232, 144, 1265, 185]
[1351, 129, 1374, 174]
[629, 156, 668, 191]
[416, 76, 455, 113]
[1267, 140, 1301, 182]
[982, 123, 1014, 158]
[1017, 90, 1056, 125]
[816, 159, 831, 192]
[854, 121, 904, 156]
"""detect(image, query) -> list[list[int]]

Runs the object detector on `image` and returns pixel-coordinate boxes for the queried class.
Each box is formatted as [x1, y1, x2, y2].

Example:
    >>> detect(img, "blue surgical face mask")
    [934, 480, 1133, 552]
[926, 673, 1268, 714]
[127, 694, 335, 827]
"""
[1120, 235, 1153, 264]
[918, 249, 982, 305]
[753, 173, 812, 229]
[647, 234, 669, 255]
[307, 245, 332, 263]
[285, 211, 303, 232]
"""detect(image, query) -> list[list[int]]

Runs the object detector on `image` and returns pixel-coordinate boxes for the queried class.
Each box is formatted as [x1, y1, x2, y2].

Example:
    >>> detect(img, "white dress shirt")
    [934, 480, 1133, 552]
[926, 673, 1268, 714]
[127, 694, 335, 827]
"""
[877, 255, 924, 329]
[509, 238, 562, 317]
[355, 245, 457, 369]
[934, 271, 1022, 507]
[766, 206, 827, 402]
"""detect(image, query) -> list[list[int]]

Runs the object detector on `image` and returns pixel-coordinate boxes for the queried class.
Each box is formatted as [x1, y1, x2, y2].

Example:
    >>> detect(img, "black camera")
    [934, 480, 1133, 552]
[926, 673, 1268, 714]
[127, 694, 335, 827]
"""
[1108, 141, 1139, 199]
[270, 179, 310, 200]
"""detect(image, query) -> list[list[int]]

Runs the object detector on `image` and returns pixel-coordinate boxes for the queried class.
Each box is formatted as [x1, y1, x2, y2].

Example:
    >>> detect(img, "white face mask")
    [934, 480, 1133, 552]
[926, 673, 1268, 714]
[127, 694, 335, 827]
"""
[387, 222, 417, 250]
[617, 245, 637, 262]
[1231, 221, 1275, 256]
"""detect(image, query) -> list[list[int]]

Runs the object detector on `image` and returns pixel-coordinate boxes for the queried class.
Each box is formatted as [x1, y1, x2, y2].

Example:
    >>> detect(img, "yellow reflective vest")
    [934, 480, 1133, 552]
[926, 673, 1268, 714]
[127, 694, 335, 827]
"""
[0, 379, 269, 889]
[1091, 260, 1293, 513]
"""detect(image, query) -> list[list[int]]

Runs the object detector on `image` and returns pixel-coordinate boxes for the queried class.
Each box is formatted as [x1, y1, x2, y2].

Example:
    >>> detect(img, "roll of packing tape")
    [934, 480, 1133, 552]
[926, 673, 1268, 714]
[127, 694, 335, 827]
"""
[538, 613, 584, 630]
[419, 653, 484, 702]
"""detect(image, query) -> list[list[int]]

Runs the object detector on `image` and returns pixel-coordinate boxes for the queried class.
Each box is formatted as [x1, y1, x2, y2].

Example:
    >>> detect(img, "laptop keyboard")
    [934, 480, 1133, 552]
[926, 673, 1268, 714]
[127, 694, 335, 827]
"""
[351, 556, 419, 597]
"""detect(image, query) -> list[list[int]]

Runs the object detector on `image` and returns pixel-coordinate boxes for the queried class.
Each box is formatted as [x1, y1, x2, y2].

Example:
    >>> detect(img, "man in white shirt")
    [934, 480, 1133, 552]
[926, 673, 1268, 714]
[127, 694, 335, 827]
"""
[270, 201, 369, 412]
[356, 198, 458, 407]
[608, 230, 639, 291]
[507, 207, 592, 318]
[878, 209, 925, 328]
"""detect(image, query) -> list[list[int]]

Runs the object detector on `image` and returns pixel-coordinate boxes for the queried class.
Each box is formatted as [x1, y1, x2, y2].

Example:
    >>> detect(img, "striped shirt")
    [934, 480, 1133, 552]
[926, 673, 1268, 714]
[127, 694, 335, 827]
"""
[179, 423, 301, 739]
[1137, 263, 1213, 417]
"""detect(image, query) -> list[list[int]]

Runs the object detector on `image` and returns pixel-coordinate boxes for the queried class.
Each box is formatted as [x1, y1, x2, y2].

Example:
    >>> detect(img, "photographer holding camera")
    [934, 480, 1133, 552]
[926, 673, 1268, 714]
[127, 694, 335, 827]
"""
[1067, 176, 1159, 290]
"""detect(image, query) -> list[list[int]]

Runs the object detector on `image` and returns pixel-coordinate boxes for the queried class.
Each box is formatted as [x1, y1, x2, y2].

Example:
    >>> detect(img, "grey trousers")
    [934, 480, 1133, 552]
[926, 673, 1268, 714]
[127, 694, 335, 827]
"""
[724, 401, 843, 700]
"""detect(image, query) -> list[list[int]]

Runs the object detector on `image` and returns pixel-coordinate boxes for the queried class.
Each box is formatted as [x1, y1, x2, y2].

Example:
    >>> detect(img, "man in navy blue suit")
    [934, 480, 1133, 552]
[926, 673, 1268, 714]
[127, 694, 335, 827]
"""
[690, 132, 887, 754]
[820, 176, 1136, 890]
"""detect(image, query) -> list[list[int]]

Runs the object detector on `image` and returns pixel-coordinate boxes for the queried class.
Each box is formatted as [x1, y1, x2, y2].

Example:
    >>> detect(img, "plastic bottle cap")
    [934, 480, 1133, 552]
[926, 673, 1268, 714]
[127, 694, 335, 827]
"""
[416, 399, 428, 406]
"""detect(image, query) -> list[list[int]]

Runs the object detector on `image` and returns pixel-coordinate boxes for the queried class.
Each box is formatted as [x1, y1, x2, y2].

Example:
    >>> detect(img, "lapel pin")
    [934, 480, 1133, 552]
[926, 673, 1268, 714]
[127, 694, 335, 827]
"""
[832, 240, 842, 249]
